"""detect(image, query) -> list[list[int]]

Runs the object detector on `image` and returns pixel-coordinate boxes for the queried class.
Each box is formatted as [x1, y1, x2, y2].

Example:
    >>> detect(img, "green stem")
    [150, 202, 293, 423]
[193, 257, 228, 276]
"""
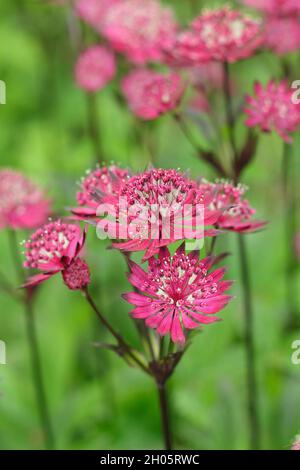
[85, 93, 104, 164]
[237, 234, 260, 450]
[222, 61, 239, 170]
[83, 288, 150, 375]
[157, 381, 172, 450]
[282, 143, 298, 328]
[7, 230, 55, 449]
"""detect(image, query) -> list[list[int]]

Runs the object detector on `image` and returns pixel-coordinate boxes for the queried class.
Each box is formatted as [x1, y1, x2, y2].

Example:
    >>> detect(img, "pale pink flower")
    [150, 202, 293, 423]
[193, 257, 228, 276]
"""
[244, 81, 300, 143]
[23, 221, 89, 290]
[96, 168, 220, 260]
[197, 180, 266, 233]
[75, 0, 120, 33]
[123, 245, 233, 344]
[0, 170, 50, 230]
[292, 436, 300, 450]
[122, 69, 183, 120]
[264, 17, 300, 54]
[243, 0, 300, 16]
[102, 0, 177, 64]
[72, 165, 130, 218]
[166, 6, 262, 65]
[75, 45, 116, 92]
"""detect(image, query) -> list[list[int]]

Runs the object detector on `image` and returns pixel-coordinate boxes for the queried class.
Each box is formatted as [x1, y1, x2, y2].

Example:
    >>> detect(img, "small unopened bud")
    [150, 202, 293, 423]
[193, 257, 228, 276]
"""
[62, 258, 91, 290]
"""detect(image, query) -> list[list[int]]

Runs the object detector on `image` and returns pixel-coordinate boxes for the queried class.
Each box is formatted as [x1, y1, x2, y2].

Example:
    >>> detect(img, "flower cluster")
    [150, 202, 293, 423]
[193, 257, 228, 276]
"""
[122, 69, 183, 120]
[75, 0, 121, 34]
[21, 164, 265, 344]
[123, 245, 232, 344]
[165, 6, 262, 65]
[101, 0, 177, 65]
[75, 45, 116, 92]
[0, 169, 50, 230]
[244, 81, 300, 142]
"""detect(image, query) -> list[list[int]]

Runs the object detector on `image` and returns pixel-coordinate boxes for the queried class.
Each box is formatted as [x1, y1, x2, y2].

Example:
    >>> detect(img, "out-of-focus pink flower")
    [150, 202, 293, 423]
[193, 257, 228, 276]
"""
[0, 170, 50, 230]
[122, 69, 183, 120]
[72, 165, 130, 218]
[23, 221, 89, 290]
[75, 45, 116, 92]
[243, 0, 300, 16]
[96, 168, 220, 260]
[197, 180, 266, 233]
[123, 245, 233, 344]
[244, 81, 300, 143]
[188, 62, 225, 90]
[102, 0, 177, 64]
[264, 17, 300, 54]
[75, 0, 120, 33]
[292, 436, 300, 450]
[295, 232, 300, 261]
[166, 6, 262, 65]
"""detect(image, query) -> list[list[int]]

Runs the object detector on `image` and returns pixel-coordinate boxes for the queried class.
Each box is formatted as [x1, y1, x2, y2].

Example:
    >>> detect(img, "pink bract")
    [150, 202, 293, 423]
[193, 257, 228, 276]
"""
[102, 0, 177, 64]
[96, 168, 221, 260]
[165, 6, 262, 65]
[72, 165, 130, 218]
[122, 69, 183, 120]
[0, 169, 50, 230]
[75, 45, 116, 92]
[23, 221, 89, 290]
[292, 437, 300, 450]
[123, 245, 233, 344]
[197, 180, 266, 233]
[244, 81, 300, 143]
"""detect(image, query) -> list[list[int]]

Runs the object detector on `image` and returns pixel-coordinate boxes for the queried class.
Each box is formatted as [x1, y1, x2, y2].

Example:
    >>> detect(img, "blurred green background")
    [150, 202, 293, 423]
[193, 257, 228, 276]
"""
[0, 0, 300, 450]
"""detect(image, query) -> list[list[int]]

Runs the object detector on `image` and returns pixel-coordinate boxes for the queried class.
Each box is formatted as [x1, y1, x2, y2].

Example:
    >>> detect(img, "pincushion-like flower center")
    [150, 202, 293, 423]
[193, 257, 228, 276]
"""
[24, 222, 79, 268]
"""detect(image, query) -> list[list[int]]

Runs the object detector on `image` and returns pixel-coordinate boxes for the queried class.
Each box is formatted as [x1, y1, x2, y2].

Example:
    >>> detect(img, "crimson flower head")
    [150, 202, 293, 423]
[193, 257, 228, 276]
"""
[96, 168, 220, 260]
[72, 165, 130, 219]
[0, 169, 50, 230]
[198, 180, 265, 234]
[75, 0, 121, 34]
[75, 45, 116, 92]
[243, 0, 300, 16]
[23, 221, 90, 290]
[244, 81, 300, 143]
[122, 69, 183, 120]
[123, 245, 233, 344]
[101, 0, 177, 65]
[166, 6, 262, 65]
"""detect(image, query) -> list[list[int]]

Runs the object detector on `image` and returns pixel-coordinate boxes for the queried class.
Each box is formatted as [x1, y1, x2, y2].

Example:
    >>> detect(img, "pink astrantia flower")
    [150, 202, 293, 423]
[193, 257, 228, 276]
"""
[292, 436, 300, 450]
[264, 17, 300, 54]
[72, 165, 130, 218]
[122, 69, 183, 120]
[197, 180, 266, 233]
[0, 170, 50, 230]
[75, 45, 116, 92]
[244, 81, 300, 143]
[102, 0, 177, 64]
[75, 0, 120, 33]
[23, 221, 90, 290]
[166, 6, 262, 65]
[123, 245, 233, 344]
[243, 0, 300, 16]
[96, 168, 220, 260]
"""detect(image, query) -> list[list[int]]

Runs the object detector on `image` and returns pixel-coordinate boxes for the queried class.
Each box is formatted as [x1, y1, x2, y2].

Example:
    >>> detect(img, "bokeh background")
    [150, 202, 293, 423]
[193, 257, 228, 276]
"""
[0, 0, 300, 450]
